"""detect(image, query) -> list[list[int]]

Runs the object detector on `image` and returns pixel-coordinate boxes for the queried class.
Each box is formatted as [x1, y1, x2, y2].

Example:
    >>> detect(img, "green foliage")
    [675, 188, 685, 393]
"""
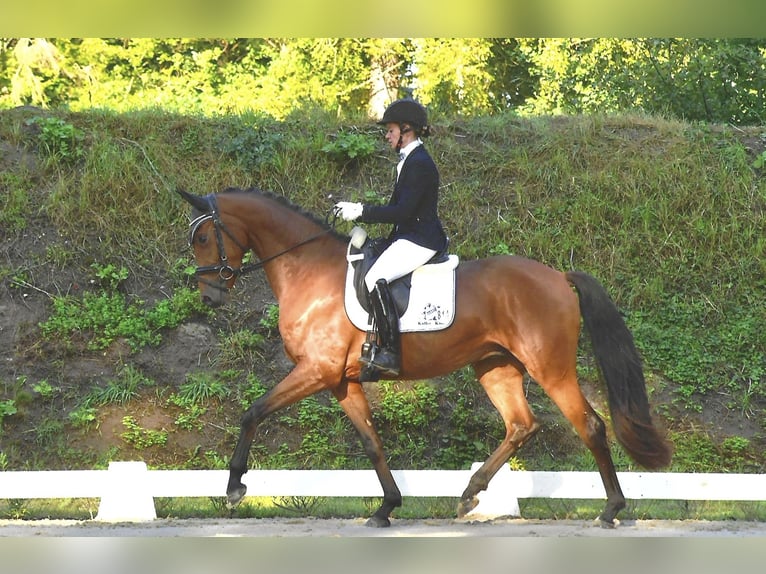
[39, 267, 209, 352]
[629, 297, 765, 413]
[321, 130, 377, 162]
[215, 330, 265, 370]
[413, 38, 497, 115]
[174, 404, 207, 431]
[121, 416, 168, 449]
[145, 288, 211, 331]
[274, 395, 350, 469]
[518, 38, 766, 124]
[175, 372, 231, 405]
[489, 242, 512, 256]
[6, 38, 766, 125]
[34, 418, 65, 446]
[434, 373, 504, 469]
[259, 304, 280, 331]
[40, 291, 149, 350]
[68, 405, 98, 429]
[32, 380, 58, 400]
[216, 115, 284, 171]
[377, 382, 439, 433]
[237, 374, 268, 409]
[375, 382, 441, 466]
[669, 430, 760, 473]
[272, 495, 321, 516]
[88, 365, 154, 406]
[27, 116, 84, 164]
[0, 399, 18, 430]
[90, 262, 129, 290]
[0, 172, 31, 234]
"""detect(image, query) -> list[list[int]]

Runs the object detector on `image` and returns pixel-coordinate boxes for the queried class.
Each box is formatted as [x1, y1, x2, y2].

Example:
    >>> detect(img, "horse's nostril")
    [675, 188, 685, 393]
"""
[201, 295, 214, 307]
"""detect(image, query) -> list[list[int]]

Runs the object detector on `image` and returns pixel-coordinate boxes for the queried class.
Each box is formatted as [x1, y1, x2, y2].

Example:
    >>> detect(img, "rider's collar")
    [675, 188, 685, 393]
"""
[398, 139, 423, 162]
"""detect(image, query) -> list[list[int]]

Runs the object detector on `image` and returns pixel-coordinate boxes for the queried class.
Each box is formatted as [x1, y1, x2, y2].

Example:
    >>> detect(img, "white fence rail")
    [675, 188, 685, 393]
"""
[1, 461, 764, 522]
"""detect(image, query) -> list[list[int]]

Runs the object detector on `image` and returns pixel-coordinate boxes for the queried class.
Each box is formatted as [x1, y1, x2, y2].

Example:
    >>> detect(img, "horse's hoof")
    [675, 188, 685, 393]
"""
[226, 484, 247, 509]
[365, 515, 391, 528]
[597, 516, 619, 529]
[456, 496, 479, 518]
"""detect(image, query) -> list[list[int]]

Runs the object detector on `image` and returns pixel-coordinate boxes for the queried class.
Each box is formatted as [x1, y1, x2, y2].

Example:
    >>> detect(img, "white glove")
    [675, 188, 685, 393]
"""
[334, 201, 364, 221]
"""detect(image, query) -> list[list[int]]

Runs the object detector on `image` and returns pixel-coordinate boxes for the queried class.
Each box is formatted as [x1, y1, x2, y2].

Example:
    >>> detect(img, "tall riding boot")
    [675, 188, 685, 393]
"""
[360, 279, 401, 375]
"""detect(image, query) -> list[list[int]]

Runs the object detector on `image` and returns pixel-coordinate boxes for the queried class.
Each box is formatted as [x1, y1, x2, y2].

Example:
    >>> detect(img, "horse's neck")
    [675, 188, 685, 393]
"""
[235, 197, 344, 302]
[258, 236, 345, 304]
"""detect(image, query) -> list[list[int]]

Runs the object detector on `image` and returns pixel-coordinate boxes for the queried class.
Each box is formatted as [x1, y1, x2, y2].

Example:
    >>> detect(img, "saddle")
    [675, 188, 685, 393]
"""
[343, 227, 459, 333]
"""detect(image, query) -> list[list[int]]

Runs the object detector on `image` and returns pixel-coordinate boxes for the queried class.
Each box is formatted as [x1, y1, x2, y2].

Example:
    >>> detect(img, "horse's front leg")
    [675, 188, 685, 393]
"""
[333, 381, 401, 527]
[226, 365, 328, 509]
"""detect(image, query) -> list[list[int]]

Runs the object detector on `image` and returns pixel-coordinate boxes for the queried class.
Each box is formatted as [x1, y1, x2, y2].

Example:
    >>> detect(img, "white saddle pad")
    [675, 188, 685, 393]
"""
[344, 246, 459, 333]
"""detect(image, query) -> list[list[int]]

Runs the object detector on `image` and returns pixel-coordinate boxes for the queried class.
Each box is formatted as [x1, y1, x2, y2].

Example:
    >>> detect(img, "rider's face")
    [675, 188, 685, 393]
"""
[383, 123, 400, 149]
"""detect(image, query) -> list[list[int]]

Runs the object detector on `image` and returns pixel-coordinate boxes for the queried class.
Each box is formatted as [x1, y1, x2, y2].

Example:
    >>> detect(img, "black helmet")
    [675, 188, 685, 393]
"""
[377, 99, 428, 133]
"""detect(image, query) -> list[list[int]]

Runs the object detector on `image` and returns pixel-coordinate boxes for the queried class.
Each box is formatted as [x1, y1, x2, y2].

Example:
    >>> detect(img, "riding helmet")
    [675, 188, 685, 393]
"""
[377, 99, 429, 133]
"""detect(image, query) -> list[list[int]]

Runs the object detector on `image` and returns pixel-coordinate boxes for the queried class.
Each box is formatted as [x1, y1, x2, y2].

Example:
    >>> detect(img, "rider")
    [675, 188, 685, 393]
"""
[334, 98, 448, 376]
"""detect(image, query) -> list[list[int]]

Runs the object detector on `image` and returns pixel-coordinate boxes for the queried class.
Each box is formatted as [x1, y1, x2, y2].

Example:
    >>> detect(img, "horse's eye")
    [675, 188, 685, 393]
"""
[197, 234, 208, 245]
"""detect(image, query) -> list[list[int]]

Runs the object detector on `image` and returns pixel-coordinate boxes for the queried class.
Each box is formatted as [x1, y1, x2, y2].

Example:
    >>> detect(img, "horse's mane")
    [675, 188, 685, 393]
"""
[221, 187, 349, 242]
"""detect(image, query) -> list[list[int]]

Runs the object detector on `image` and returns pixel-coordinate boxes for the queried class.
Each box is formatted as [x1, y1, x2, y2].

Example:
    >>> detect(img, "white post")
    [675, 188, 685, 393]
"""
[462, 462, 521, 521]
[95, 461, 156, 522]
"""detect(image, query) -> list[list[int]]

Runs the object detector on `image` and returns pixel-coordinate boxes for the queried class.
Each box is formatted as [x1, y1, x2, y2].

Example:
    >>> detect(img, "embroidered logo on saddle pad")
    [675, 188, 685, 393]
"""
[343, 228, 459, 333]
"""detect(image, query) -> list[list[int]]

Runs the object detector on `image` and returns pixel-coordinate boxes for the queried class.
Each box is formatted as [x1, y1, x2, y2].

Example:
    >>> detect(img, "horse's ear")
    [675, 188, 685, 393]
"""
[177, 189, 210, 212]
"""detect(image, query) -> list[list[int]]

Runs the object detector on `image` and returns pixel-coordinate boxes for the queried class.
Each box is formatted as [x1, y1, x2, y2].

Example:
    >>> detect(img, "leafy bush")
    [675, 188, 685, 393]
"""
[321, 130, 377, 162]
[375, 382, 441, 466]
[28, 116, 84, 164]
[39, 272, 208, 352]
[216, 116, 284, 170]
[0, 399, 18, 430]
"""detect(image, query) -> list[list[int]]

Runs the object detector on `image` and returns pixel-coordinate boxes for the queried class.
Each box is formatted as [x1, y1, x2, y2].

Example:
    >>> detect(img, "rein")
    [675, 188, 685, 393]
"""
[189, 195, 338, 291]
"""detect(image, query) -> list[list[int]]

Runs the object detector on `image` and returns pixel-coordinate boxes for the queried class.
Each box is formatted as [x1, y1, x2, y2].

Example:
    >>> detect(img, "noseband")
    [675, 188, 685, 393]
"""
[188, 195, 335, 292]
[187, 196, 258, 291]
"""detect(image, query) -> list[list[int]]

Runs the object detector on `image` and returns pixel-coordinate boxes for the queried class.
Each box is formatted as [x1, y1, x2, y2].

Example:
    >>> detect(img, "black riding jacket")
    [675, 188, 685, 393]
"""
[359, 144, 448, 252]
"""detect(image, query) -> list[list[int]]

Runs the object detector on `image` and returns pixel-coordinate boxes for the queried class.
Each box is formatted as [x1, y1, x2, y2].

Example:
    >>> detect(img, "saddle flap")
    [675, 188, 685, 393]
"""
[344, 234, 458, 333]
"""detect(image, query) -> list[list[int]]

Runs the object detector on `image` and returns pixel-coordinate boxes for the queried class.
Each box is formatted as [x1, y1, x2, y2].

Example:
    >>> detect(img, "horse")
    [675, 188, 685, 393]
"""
[178, 187, 672, 528]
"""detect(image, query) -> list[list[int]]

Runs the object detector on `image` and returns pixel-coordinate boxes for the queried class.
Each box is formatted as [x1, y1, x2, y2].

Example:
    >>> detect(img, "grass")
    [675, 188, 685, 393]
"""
[0, 106, 764, 518]
[2, 496, 765, 522]
[6, 108, 763, 312]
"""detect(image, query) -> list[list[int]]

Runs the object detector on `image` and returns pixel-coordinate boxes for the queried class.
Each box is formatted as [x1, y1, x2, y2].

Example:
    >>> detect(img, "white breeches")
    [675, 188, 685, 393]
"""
[364, 239, 437, 292]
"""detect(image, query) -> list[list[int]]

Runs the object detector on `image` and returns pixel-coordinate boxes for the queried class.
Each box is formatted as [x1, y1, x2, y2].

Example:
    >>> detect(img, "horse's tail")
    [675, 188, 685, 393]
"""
[566, 270, 672, 469]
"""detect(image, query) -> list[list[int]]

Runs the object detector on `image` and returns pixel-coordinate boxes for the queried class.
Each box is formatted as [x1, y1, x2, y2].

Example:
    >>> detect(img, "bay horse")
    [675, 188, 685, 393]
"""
[178, 187, 671, 528]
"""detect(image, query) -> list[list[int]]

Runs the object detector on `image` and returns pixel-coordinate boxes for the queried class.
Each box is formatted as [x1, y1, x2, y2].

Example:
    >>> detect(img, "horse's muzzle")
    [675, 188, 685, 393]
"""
[198, 280, 230, 308]
[201, 292, 225, 308]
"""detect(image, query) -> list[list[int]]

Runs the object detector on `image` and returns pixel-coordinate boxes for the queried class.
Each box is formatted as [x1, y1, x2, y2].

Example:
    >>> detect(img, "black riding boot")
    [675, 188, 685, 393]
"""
[360, 279, 401, 376]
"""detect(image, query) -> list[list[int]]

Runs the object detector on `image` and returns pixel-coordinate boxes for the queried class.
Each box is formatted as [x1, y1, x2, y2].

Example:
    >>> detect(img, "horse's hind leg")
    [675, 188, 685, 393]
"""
[539, 372, 625, 527]
[333, 381, 401, 527]
[458, 357, 540, 518]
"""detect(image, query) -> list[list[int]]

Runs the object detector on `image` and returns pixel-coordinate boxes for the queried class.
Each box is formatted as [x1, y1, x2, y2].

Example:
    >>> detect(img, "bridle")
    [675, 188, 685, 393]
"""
[188, 194, 337, 292]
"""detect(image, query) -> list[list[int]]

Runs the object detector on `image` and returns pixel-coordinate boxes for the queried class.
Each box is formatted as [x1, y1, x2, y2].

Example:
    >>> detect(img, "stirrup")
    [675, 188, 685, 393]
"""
[358, 341, 399, 379]
[358, 363, 381, 383]
[361, 348, 400, 375]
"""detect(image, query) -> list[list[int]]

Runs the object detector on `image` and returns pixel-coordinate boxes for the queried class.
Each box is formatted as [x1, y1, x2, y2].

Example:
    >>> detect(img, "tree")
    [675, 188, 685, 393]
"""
[3, 38, 766, 125]
[1, 38, 76, 107]
[517, 38, 766, 124]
